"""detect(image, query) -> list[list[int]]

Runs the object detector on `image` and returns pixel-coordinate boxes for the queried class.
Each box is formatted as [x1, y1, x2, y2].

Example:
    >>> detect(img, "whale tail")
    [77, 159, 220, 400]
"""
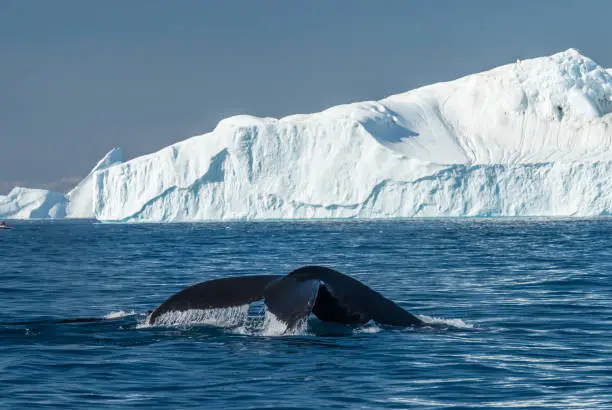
[148, 266, 423, 329]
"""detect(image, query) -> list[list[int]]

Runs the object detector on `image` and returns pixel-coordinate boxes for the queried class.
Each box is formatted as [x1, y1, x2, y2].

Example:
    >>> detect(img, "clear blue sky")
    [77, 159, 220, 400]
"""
[1, 0, 611, 192]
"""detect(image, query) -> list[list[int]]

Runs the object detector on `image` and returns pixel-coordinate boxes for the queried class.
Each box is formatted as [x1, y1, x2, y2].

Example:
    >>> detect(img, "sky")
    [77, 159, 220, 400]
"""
[1, 0, 612, 193]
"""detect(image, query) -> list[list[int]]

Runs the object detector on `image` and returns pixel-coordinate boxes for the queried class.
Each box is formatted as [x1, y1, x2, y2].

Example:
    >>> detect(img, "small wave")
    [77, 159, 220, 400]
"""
[104, 310, 137, 319]
[417, 315, 474, 329]
[354, 321, 382, 334]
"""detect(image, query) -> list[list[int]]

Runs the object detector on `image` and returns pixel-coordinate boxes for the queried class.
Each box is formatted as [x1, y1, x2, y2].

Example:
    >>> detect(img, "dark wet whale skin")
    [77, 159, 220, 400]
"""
[265, 266, 423, 327]
[148, 266, 423, 328]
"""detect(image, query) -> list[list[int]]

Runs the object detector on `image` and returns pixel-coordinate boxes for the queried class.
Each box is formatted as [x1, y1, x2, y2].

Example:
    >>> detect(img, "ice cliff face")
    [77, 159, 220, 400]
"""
[66, 147, 123, 218]
[0, 148, 122, 219]
[93, 49, 612, 221]
[93, 113, 439, 221]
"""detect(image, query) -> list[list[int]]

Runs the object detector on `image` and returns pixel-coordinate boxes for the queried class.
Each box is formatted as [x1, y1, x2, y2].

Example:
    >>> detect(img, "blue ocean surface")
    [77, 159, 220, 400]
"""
[1, 219, 611, 409]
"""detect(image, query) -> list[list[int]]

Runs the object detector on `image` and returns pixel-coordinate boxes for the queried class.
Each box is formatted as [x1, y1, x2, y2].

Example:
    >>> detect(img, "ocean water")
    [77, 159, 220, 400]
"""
[1, 219, 611, 409]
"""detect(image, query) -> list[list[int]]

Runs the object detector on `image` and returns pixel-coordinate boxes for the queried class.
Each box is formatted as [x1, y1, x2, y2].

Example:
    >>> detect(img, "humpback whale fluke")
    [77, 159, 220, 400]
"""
[147, 266, 423, 328]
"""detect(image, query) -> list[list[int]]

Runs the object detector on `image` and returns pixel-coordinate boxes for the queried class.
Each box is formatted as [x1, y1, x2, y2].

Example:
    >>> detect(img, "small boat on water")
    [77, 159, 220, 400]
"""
[0, 221, 11, 230]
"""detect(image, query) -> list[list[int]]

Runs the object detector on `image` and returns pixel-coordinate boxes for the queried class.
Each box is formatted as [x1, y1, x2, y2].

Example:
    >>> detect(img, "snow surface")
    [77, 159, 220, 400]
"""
[93, 49, 612, 221]
[0, 148, 123, 219]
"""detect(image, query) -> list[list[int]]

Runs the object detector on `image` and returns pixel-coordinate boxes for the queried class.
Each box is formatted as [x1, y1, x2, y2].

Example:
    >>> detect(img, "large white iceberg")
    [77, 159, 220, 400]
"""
[0, 147, 123, 219]
[5, 50, 612, 221]
[93, 49, 612, 221]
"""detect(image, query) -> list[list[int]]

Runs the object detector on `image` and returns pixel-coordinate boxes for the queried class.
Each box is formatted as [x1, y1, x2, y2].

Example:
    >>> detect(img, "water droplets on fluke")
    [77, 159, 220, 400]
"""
[260, 310, 308, 336]
[139, 306, 311, 336]
[137, 305, 250, 330]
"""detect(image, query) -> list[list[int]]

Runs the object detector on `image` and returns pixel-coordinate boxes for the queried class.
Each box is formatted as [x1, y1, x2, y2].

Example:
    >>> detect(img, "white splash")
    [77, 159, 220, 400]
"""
[137, 305, 249, 329]
[417, 315, 474, 329]
[354, 321, 383, 334]
[104, 310, 137, 319]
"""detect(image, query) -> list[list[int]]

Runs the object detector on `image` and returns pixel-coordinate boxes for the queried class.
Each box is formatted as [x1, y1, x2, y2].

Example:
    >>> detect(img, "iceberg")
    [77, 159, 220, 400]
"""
[0, 147, 123, 219]
[4, 50, 612, 221]
[93, 49, 612, 221]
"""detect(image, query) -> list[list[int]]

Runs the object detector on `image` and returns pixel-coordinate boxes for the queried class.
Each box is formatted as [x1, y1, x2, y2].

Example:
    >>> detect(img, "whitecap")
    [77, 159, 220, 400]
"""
[104, 310, 137, 319]
[417, 314, 474, 329]
[354, 321, 382, 334]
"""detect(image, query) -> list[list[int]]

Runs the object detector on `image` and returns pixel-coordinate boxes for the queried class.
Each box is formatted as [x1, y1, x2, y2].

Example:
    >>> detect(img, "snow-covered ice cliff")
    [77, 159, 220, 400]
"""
[0, 148, 123, 219]
[93, 49, 612, 221]
[66, 147, 123, 218]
